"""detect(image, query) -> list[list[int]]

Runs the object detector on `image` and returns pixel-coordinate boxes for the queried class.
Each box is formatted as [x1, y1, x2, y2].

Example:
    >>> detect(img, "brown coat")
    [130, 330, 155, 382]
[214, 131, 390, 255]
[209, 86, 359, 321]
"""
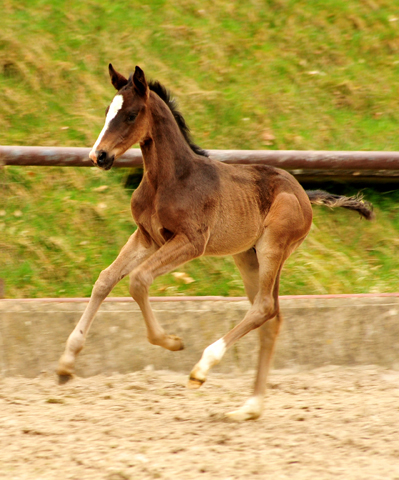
[57, 65, 373, 421]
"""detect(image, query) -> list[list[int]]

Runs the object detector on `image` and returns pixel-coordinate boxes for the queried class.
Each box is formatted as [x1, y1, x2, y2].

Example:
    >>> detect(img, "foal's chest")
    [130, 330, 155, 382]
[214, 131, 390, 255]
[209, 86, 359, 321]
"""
[130, 187, 170, 247]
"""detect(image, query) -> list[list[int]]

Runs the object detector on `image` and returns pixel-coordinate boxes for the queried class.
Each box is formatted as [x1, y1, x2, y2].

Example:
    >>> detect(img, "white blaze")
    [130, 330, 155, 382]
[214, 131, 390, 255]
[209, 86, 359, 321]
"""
[90, 94, 124, 158]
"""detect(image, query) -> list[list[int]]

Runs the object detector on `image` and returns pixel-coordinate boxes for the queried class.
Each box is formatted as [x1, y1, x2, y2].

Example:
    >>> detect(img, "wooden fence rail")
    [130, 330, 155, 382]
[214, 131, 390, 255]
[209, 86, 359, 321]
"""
[2, 145, 399, 183]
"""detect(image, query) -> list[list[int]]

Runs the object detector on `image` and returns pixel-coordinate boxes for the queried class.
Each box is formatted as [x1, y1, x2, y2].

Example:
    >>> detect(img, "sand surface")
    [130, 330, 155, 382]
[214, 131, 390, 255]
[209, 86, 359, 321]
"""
[1, 366, 399, 479]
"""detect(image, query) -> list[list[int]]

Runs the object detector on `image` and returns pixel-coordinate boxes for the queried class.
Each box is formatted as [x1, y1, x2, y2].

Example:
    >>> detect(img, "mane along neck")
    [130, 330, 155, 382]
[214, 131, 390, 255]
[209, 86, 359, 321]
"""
[148, 81, 208, 158]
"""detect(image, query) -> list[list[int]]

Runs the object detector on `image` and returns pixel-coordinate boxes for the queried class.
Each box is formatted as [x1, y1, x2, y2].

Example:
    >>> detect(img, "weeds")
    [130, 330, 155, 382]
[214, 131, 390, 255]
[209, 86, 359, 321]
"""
[1, 0, 399, 297]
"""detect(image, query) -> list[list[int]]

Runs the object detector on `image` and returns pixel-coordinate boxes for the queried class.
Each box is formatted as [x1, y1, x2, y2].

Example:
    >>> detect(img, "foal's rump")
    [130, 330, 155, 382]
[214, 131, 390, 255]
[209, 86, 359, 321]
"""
[306, 190, 374, 220]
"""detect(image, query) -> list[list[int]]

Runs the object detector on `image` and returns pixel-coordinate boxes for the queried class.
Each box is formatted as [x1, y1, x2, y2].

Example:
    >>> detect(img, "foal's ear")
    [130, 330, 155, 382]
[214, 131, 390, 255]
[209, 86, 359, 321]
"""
[132, 66, 149, 98]
[109, 64, 128, 91]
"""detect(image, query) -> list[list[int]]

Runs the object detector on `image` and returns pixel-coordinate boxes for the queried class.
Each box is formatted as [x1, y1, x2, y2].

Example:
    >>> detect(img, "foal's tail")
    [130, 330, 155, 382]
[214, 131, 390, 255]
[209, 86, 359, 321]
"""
[306, 190, 375, 220]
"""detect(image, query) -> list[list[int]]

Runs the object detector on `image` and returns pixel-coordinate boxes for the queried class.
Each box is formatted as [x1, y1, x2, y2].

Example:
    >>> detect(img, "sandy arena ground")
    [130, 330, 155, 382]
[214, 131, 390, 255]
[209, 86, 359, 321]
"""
[1, 366, 399, 480]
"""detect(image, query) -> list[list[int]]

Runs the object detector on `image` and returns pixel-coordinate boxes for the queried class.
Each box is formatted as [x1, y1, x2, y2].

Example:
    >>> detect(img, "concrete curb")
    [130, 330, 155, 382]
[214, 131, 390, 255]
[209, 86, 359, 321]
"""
[1, 295, 399, 377]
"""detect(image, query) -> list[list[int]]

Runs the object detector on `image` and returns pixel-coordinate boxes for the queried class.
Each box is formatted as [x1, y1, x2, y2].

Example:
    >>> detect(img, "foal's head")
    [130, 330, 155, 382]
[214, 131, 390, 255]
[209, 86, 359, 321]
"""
[89, 64, 150, 170]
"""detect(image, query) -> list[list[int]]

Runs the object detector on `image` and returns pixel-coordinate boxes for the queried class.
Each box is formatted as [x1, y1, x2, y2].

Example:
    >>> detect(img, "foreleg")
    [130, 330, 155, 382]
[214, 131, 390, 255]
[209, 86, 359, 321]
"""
[129, 231, 208, 351]
[57, 229, 156, 382]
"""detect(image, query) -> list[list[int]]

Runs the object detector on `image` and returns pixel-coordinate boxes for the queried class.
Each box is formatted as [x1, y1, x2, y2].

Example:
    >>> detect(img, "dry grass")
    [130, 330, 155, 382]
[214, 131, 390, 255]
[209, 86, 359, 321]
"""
[1, 0, 399, 297]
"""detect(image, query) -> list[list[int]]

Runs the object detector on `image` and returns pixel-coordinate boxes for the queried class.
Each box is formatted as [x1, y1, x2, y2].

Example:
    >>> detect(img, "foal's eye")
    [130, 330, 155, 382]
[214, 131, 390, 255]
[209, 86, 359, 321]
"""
[127, 113, 137, 123]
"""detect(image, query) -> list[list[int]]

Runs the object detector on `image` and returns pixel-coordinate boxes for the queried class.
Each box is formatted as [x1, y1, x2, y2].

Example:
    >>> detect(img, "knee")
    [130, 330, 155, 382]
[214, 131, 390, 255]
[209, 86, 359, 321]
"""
[129, 269, 152, 301]
[93, 269, 114, 298]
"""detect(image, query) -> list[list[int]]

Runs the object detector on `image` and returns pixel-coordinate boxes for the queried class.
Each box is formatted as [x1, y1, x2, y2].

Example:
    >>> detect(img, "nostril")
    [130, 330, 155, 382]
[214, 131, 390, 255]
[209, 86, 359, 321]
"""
[97, 150, 107, 166]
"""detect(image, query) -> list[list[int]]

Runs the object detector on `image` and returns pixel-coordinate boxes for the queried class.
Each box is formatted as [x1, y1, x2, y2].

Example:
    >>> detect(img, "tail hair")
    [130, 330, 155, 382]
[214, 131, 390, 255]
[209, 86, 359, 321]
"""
[306, 190, 375, 221]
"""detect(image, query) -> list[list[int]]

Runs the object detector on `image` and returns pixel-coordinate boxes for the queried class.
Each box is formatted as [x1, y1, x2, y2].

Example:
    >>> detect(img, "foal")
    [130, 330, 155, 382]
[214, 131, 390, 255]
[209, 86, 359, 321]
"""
[57, 65, 374, 421]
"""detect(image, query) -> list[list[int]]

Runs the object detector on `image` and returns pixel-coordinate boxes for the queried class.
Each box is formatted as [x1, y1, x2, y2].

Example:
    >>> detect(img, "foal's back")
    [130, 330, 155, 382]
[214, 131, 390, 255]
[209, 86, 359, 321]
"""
[203, 160, 313, 256]
[132, 150, 312, 257]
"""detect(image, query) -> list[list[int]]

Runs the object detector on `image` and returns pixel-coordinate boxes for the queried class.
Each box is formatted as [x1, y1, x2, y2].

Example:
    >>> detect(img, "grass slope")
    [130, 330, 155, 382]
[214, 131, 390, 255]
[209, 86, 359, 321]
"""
[1, 0, 399, 297]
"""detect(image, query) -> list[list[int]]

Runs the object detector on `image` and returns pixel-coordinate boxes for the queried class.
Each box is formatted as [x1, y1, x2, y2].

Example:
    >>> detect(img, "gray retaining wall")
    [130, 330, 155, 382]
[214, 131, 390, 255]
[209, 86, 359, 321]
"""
[0, 296, 399, 378]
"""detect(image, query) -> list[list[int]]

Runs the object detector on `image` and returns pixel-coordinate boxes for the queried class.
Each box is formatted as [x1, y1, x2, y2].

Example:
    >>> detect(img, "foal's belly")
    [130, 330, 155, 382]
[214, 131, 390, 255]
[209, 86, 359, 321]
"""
[203, 185, 264, 255]
[204, 216, 261, 256]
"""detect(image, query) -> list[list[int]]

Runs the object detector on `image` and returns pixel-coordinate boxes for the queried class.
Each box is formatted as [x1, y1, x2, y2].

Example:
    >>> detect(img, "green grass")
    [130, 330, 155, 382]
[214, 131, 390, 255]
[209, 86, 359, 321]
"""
[1, 0, 399, 298]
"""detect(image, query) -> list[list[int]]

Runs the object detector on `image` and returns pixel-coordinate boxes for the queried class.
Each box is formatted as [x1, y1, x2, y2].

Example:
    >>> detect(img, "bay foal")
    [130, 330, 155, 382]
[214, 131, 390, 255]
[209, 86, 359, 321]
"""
[57, 65, 373, 421]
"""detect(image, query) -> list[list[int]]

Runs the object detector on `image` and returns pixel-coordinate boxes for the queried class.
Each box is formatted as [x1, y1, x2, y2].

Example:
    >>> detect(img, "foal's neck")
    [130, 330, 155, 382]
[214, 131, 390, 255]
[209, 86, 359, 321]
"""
[140, 93, 196, 186]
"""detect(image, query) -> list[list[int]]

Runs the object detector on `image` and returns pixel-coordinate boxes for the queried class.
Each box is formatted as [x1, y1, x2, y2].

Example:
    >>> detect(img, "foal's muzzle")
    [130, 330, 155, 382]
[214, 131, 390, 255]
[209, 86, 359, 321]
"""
[91, 150, 115, 170]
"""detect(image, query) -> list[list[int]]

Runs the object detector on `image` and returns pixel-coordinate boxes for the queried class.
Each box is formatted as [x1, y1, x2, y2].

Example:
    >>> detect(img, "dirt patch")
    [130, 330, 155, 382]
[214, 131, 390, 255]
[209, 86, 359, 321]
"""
[1, 366, 399, 479]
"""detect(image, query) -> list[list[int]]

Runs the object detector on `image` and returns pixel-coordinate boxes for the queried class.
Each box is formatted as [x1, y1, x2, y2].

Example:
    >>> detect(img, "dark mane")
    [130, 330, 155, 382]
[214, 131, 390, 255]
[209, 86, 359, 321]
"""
[148, 80, 208, 157]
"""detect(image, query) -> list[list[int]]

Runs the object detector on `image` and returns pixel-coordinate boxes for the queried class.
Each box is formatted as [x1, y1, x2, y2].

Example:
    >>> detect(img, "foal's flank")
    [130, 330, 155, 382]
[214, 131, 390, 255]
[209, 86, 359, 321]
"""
[57, 64, 374, 421]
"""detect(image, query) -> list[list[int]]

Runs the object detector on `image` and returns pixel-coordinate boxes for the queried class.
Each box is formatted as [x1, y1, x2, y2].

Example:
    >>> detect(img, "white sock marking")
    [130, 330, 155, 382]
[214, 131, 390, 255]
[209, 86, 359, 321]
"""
[226, 396, 264, 421]
[90, 94, 124, 158]
[200, 338, 226, 371]
[190, 338, 227, 383]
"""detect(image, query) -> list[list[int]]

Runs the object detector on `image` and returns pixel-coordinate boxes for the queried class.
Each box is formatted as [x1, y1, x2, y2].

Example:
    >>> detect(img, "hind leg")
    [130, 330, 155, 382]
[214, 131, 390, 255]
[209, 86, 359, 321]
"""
[227, 249, 282, 420]
[226, 271, 283, 421]
[189, 193, 310, 419]
[233, 248, 259, 303]
[188, 234, 285, 387]
[226, 313, 283, 421]
[189, 244, 287, 420]
[224, 249, 283, 420]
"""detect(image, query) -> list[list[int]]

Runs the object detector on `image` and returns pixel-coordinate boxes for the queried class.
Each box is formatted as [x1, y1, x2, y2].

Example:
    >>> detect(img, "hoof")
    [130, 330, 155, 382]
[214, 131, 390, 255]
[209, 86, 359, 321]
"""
[165, 334, 184, 352]
[57, 373, 74, 385]
[225, 409, 260, 422]
[225, 397, 263, 422]
[187, 377, 205, 389]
